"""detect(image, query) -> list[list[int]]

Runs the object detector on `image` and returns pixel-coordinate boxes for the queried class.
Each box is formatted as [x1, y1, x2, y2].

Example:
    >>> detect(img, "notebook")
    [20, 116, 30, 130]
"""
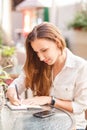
[6, 101, 42, 110]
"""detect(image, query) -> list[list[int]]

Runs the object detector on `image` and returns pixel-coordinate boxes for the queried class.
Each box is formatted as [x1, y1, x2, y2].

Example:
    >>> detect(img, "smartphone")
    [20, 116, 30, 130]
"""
[33, 110, 55, 118]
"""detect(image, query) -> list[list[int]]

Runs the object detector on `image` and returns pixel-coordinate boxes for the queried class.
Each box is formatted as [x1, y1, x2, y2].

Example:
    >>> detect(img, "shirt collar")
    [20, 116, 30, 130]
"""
[64, 48, 75, 68]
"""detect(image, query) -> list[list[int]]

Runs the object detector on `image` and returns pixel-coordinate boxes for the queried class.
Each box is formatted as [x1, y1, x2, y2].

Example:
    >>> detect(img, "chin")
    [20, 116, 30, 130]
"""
[47, 61, 54, 65]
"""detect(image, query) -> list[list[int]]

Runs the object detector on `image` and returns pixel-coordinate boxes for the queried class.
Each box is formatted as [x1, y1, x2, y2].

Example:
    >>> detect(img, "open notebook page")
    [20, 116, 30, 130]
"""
[6, 101, 42, 110]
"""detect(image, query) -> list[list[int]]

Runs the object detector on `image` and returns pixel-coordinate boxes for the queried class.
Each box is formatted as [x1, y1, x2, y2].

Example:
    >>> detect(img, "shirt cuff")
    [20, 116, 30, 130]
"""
[72, 101, 84, 114]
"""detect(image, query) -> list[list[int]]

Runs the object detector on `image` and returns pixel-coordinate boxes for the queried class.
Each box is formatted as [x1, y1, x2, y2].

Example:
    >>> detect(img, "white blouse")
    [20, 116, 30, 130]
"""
[8, 48, 87, 129]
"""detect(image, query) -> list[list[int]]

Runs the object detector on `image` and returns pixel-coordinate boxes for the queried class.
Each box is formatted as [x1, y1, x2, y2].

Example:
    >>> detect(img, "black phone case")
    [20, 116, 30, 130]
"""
[33, 110, 55, 118]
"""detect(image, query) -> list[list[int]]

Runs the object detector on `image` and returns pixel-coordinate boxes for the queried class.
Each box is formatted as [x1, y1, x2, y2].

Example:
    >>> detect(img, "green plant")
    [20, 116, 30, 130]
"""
[0, 25, 16, 68]
[1, 46, 15, 57]
[0, 68, 12, 94]
[0, 45, 16, 67]
[68, 11, 87, 31]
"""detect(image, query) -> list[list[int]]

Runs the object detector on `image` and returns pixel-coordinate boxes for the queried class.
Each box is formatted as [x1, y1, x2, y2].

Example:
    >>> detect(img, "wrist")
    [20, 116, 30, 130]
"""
[47, 96, 52, 104]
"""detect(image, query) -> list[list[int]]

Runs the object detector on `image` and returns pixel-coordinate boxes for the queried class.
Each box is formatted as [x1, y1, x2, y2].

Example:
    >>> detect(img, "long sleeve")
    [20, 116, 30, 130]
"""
[8, 71, 26, 95]
[72, 63, 87, 114]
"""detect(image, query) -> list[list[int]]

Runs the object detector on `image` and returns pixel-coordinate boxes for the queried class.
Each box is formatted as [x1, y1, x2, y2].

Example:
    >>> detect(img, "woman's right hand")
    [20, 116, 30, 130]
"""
[6, 87, 21, 106]
[9, 96, 21, 106]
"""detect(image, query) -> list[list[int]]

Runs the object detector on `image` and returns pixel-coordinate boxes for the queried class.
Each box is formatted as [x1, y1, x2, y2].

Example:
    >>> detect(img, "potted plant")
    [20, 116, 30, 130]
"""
[67, 9, 87, 59]
[0, 45, 16, 68]
[0, 67, 14, 96]
[68, 11, 87, 31]
[0, 24, 16, 68]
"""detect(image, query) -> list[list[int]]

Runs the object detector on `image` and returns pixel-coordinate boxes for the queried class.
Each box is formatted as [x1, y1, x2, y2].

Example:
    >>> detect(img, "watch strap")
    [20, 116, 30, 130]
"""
[51, 96, 56, 106]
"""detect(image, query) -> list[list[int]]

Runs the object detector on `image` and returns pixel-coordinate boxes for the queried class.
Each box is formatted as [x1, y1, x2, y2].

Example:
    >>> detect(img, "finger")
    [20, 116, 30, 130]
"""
[10, 99, 21, 106]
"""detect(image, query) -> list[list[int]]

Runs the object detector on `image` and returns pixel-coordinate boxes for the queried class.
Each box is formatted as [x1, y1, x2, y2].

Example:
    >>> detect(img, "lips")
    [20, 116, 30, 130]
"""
[44, 58, 51, 63]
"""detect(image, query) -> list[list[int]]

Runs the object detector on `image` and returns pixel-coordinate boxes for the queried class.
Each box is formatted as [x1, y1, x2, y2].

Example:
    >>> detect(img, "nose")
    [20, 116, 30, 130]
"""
[38, 52, 45, 61]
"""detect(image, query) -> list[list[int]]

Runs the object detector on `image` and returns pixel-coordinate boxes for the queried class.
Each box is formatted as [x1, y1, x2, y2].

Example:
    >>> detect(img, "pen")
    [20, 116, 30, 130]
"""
[15, 84, 20, 100]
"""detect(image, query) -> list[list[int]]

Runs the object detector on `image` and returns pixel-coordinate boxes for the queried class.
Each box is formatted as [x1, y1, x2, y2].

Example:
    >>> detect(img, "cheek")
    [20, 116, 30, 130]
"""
[47, 50, 57, 60]
[46, 46, 59, 59]
[50, 48, 58, 56]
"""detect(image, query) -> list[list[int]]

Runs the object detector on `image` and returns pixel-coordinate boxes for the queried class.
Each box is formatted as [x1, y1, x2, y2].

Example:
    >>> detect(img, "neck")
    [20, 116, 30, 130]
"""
[52, 48, 66, 79]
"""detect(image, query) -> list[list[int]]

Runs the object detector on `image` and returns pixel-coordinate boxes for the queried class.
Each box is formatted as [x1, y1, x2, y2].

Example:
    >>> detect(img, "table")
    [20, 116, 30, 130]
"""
[0, 105, 75, 130]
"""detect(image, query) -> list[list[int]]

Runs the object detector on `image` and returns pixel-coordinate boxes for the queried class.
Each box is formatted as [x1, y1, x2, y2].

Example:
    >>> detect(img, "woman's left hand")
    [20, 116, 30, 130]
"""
[21, 96, 51, 106]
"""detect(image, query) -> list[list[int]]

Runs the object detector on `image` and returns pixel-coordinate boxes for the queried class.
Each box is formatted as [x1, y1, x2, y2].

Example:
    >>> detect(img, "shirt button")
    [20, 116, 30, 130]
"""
[66, 88, 68, 91]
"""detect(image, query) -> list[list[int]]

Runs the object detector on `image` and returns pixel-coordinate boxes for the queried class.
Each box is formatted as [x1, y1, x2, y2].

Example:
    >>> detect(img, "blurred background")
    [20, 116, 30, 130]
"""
[0, 0, 87, 75]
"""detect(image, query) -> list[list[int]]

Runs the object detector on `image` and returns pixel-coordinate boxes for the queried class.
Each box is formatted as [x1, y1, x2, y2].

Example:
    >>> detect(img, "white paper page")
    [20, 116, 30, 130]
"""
[6, 101, 42, 110]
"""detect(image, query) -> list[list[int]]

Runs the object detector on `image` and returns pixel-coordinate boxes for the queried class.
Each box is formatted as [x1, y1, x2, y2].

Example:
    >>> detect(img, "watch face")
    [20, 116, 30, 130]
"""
[51, 96, 55, 106]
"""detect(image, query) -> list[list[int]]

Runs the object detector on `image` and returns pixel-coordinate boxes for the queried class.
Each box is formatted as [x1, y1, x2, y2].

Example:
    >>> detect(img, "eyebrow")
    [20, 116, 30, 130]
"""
[34, 48, 47, 53]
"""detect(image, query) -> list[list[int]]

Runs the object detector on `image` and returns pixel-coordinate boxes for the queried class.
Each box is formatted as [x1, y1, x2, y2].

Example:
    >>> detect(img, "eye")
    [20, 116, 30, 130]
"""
[42, 49, 48, 52]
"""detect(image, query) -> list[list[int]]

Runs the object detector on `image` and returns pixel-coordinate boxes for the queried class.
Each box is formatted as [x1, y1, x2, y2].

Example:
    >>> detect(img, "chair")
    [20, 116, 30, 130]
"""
[85, 110, 87, 120]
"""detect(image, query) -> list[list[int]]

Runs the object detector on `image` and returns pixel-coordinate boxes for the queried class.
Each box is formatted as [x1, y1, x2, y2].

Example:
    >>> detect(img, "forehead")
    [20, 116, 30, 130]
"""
[31, 39, 56, 52]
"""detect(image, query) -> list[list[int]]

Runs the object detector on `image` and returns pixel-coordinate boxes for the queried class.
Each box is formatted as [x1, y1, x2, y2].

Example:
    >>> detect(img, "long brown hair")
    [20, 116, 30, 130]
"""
[23, 22, 66, 96]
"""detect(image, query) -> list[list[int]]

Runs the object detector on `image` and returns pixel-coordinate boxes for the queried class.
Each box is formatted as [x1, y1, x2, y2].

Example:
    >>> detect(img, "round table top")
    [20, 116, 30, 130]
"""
[0, 105, 75, 130]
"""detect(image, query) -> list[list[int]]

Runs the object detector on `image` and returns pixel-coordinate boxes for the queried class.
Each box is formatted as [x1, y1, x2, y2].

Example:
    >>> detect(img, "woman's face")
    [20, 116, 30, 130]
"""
[31, 39, 62, 65]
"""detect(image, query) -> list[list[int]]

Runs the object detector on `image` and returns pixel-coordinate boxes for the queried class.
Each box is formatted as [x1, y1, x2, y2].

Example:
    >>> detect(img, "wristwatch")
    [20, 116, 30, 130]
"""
[51, 96, 56, 106]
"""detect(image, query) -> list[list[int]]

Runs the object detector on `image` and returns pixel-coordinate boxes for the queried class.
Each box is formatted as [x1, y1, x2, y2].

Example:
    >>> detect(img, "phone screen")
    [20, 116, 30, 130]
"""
[33, 110, 55, 118]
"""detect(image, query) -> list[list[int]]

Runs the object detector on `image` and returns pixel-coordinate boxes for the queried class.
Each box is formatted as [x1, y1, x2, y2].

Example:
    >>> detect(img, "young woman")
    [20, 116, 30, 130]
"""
[6, 22, 87, 130]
